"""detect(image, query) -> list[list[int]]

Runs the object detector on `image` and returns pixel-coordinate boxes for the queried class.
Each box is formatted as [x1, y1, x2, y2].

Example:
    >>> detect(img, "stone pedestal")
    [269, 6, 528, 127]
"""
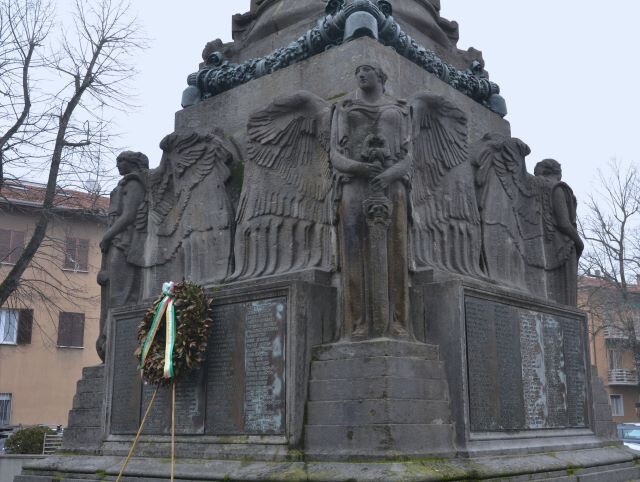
[61, 365, 105, 454]
[304, 339, 455, 460]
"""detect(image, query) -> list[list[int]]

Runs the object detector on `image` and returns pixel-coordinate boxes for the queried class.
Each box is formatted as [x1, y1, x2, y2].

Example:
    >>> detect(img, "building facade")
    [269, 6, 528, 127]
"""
[0, 181, 107, 427]
[581, 275, 640, 423]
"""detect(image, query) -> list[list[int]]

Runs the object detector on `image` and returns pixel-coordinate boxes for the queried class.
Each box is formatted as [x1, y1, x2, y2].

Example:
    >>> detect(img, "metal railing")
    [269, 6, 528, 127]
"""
[603, 326, 628, 339]
[608, 369, 639, 386]
[42, 433, 63, 455]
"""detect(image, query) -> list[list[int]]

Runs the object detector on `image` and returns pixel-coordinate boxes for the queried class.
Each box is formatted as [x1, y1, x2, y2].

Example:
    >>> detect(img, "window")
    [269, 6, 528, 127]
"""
[608, 349, 623, 370]
[63, 237, 89, 272]
[0, 229, 25, 265]
[0, 394, 11, 426]
[57, 312, 84, 348]
[611, 394, 624, 417]
[0, 309, 33, 345]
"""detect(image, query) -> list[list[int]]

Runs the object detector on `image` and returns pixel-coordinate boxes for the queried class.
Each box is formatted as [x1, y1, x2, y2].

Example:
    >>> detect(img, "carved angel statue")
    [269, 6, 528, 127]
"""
[410, 93, 482, 278]
[96, 151, 148, 361]
[473, 134, 543, 293]
[532, 159, 583, 305]
[232, 91, 334, 279]
[331, 64, 413, 339]
[145, 130, 236, 293]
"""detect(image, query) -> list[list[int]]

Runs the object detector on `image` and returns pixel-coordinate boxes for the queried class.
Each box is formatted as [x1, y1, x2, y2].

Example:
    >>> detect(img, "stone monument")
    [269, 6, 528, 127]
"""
[19, 0, 635, 480]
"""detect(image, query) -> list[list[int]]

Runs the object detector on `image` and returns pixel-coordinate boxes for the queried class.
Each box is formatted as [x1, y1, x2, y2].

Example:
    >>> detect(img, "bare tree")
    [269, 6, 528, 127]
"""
[0, 0, 146, 306]
[579, 159, 640, 378]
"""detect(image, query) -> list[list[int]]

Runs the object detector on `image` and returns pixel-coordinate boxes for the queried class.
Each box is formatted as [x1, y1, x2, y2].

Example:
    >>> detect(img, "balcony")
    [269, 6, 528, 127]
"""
[604, 326, 629, 340]
[608, 369, 639, 386]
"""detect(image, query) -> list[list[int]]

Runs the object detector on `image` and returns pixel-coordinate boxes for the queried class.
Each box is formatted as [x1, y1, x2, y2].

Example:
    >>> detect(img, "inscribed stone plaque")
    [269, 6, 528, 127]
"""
[494, 303, 525, 430]
[205, 302, 245, 434]
[542, 315, 567, 427]
[465, 296, 588, 432]
[561, 316, 588, 427]
[111, 315, 142, 435]
[205, 296, 287, 435]
[520, 311, 545, 428]
[141, 369, 205, 435]
[465, 298, 499, 431]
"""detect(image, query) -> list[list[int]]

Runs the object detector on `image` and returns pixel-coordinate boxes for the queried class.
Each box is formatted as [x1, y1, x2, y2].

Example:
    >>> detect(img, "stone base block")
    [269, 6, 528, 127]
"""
[62, 364, 105, 453]
[304, 338, 455, 460]
[16, 447, 640, 481]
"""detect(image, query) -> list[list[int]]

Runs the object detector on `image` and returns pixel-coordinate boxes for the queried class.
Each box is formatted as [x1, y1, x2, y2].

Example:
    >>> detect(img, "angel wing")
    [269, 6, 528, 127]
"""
[146, 130, 236, 283]
[410, 93, 482, 276]
[233, 91, 333, 279]
[472, 134, 537, 288]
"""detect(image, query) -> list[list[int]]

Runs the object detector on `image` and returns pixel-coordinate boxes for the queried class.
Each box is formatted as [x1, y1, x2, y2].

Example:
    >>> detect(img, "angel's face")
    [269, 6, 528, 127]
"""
[356, 65, 381, 91]
[116, 158, 136, 176]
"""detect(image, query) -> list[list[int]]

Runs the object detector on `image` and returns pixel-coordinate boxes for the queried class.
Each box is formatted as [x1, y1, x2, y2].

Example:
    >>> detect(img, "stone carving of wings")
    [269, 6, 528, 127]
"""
[410, 93, 482, 276]
[146, 130, 235, 285]
[233, 91, 334, 279]
[473, 134, 541, 290]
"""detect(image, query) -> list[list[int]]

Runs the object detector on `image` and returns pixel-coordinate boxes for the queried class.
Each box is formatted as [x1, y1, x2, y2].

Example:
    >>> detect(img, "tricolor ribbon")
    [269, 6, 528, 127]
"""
[139, 281, 176, 379]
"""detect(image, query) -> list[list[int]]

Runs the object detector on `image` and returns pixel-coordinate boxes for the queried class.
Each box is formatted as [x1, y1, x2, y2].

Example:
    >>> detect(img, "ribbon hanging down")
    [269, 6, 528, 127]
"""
[139, 281, 176, 379]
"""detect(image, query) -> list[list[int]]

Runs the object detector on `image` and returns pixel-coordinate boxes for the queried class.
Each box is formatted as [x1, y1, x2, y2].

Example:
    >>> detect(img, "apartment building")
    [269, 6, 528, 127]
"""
[0, 180, 107, 427]
[581, 274, 640, 423]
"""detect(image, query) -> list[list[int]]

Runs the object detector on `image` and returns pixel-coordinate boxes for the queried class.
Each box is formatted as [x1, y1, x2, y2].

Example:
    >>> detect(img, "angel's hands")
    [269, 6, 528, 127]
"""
[354, 162, 383, 178]
[370, 170, 396, 192]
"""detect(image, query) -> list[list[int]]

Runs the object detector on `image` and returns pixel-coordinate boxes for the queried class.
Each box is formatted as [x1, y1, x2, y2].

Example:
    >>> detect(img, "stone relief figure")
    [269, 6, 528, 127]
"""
[232, 91, 334, 279]
[532, 159, 583, 305]
[145, 130, 236, 294]
[331, 64, 412, 339]
[473, 134, 534, 292]
[410, 94, 482, 277]
[96, 151, 148, 361]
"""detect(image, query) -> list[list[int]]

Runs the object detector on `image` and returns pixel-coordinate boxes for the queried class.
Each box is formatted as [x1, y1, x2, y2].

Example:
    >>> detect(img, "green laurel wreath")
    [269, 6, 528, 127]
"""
[135, 281, 213, 386]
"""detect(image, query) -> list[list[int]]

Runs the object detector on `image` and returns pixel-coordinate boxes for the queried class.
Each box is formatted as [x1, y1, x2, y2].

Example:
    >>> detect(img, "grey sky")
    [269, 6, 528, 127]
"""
[56, 0, 640, 206]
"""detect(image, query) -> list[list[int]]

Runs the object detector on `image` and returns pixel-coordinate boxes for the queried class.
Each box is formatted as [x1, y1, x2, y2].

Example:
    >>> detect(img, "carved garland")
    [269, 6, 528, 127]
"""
[184, 0, 505, 115]
[135, 281, 213, 386]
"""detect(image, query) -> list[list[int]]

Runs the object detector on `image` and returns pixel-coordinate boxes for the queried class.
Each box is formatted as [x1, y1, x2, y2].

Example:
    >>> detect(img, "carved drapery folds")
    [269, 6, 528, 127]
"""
[144, 130, 236, 293]
[100, 64, 582, 359]
[96, 151, 149, 361]
[232, 91, 334, 279]
[472, 135, 582, 304]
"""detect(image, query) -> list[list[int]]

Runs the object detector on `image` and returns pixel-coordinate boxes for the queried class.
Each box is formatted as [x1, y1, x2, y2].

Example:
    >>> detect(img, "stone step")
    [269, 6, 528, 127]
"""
[312, 339, 439, 361]
[309, 376, 449, 401]
[307, 399, 450, 425]
[72, 390, 104, 410]
[62, 426, 104, 448]
[304, 423, 454, 456]
[310, 356, 445, 381]
[75, 377, 103, 394]
[67, 408, 103, 428]
[81, 365, 105, 380]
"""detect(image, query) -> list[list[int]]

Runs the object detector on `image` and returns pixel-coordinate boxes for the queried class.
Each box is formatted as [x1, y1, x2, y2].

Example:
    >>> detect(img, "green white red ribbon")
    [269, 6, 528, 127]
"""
[139, 281, 176, 379]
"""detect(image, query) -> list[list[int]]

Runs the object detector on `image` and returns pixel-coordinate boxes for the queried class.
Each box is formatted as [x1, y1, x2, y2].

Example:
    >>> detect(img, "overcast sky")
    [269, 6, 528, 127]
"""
[54, 0, 640, 207]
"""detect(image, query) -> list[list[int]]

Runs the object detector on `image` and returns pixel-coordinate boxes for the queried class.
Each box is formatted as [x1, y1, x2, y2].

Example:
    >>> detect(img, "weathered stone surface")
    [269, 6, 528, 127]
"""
[62, 365, 105, 453]
[305, 340, 454, 459]
[309, 376, 448, 401]
[465, 295, 588, 432]
[418, 279, 596, 454]
[310, 356, 445, 381]
[17, 447, 640, 481]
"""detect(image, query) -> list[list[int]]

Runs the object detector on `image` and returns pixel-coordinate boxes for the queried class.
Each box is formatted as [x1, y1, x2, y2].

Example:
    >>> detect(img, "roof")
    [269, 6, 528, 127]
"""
[0, 180, 109, 216]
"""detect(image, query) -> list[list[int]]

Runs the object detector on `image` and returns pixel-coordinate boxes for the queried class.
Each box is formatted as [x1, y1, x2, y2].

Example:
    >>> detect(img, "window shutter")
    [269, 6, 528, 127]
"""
[0, 229, 11, 263]
[76, 239, 89, 271]
[10, 231, 25, 264]
[58, 312, 84, 347]
[17, 309, 33, 345]
[71, 313, 85, 348]
[64, 237, 77, 270]
[58, 312, 71, 346]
